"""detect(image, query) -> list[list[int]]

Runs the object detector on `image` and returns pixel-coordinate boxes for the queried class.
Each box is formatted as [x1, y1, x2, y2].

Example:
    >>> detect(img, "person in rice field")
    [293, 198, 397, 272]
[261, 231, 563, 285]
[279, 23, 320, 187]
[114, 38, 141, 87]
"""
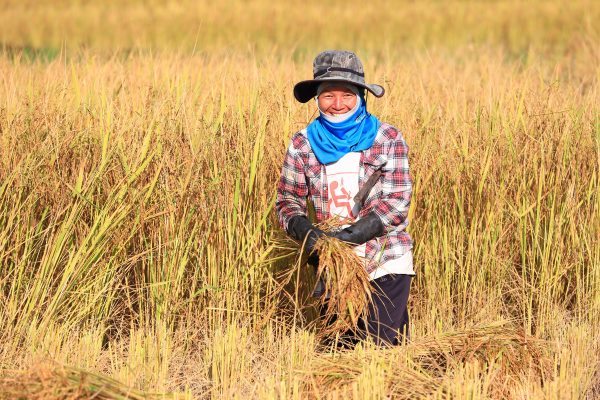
[276, 50, 414, 346]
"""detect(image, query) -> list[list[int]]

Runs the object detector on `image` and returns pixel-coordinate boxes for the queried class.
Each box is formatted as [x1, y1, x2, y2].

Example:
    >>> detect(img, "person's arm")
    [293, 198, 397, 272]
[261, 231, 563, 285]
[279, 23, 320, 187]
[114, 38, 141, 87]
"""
[276, 134, 309, 231]
[333, 130, 411, 245]
[370, 131, 411, 229]
[276, 135, 326, 260]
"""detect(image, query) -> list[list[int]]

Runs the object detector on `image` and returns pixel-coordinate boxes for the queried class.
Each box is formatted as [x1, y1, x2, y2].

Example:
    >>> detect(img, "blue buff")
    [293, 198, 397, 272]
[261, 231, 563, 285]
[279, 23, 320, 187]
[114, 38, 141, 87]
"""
[307, 101, 380, 165]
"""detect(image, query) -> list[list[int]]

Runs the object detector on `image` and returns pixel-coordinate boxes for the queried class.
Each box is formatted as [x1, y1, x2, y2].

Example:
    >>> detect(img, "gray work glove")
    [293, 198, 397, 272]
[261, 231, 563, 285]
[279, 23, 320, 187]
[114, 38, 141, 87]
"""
[286, 215, 326, 266]
[331, 212, 385, 245]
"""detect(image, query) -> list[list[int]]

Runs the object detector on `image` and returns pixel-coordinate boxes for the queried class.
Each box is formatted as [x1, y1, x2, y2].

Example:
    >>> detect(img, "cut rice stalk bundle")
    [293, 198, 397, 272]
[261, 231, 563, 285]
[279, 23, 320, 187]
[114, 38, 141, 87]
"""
[300, 321, 553, 399]
[312, 234, 373, 337]
[270, 217, 375, 337]
[0, 362, 176, 400]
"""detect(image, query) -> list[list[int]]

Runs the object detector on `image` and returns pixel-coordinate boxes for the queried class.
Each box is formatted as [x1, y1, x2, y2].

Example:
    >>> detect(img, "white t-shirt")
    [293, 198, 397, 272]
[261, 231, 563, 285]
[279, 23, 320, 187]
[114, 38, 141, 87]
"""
[324, 152, 414, 279]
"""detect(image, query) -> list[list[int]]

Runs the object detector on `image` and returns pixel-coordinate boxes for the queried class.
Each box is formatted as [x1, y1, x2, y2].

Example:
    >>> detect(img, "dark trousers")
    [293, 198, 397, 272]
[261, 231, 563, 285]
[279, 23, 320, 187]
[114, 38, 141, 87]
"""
[322, 273, 412, 347]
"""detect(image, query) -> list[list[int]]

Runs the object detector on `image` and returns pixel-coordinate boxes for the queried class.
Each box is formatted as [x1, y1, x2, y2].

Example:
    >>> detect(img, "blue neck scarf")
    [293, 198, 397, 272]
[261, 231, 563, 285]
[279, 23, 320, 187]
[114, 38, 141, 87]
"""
[307, 100, 380, 164]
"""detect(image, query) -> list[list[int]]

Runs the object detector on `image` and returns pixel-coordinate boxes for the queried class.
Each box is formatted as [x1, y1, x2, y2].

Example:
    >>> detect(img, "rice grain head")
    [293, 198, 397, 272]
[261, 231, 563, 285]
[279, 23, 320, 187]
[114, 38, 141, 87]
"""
[312, 234, 374, 338]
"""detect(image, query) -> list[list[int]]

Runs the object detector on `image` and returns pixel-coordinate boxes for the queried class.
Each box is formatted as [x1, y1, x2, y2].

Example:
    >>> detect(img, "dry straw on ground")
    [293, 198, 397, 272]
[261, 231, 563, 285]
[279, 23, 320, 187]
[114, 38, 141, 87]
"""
[303, 321, 552, 399]
[0, 363, 172, 400]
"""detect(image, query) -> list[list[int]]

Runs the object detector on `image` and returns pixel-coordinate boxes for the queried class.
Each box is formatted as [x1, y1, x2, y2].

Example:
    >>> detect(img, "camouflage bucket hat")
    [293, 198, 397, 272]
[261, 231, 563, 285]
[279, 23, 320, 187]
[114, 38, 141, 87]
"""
[293, 50, 385, 103]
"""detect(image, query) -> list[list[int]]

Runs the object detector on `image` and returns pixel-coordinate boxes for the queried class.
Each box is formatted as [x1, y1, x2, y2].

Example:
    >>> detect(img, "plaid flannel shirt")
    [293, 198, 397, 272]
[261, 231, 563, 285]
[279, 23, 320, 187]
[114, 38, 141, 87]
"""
[276, 122, 413, 273]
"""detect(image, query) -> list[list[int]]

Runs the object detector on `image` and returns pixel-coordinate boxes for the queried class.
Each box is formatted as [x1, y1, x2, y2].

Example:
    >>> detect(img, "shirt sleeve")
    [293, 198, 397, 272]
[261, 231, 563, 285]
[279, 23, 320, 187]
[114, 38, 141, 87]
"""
[275, 135, 309, 231]
[371, 134, 412, 228]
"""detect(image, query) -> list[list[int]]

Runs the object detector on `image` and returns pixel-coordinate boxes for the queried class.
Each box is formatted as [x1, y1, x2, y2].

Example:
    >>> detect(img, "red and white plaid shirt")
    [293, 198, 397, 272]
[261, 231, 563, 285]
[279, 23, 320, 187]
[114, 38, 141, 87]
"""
[276, 122, 413, 273]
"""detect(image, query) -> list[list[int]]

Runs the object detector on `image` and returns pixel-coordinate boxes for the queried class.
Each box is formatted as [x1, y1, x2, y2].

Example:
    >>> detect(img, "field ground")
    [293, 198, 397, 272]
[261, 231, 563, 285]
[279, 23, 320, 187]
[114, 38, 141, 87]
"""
[0, 1, 599, 398]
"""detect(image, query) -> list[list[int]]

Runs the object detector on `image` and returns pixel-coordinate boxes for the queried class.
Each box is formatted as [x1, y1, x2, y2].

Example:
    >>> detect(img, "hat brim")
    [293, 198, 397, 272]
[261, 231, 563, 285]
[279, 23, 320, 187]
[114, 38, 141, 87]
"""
[293, 78, 385, 103]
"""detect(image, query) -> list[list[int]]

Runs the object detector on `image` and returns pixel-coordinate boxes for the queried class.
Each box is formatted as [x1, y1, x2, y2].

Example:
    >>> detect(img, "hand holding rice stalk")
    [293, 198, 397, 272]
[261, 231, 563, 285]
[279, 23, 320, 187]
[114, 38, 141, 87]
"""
[284, 212, 386, 339]
[298, 217, 374, 337]
[310, 231, 374, 337]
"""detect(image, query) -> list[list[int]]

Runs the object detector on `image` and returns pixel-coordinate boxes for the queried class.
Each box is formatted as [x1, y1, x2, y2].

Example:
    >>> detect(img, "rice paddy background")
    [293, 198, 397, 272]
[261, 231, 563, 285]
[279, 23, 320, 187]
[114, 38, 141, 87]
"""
[0, 0, 598, 398]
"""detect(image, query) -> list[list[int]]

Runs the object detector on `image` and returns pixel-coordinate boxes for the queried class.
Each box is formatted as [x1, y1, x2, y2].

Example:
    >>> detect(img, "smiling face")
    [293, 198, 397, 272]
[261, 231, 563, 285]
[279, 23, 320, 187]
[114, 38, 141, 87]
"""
[317, 86, 358, 116]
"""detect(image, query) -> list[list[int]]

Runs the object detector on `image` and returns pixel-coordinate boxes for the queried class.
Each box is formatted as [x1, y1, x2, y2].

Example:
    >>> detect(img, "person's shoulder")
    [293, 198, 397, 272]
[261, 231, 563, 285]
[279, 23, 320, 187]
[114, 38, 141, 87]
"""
[376, 122, 404, 143]
[288, 128, 311, 152]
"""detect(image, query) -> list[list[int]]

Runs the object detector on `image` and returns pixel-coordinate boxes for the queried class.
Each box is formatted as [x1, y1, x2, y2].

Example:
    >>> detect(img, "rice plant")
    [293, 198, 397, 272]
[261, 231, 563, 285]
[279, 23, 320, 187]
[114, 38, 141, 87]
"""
[0, 0, 598, 398]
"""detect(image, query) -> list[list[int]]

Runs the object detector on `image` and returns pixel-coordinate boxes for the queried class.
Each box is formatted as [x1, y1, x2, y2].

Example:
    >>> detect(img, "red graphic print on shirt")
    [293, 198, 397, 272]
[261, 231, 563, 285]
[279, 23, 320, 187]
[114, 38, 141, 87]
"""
[325, 152, 361, 221]
[328, 179, 355, 218]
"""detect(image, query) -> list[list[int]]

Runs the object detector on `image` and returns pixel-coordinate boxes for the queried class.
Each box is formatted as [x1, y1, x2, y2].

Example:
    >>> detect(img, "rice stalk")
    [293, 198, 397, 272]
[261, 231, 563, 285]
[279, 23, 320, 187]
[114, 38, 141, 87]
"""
[0, 362, 179, 400]
[312, 235, 373, 338]
[0, 13, 598, 397]
[268, 217, 374, 338]
[301, 321, 552, 399]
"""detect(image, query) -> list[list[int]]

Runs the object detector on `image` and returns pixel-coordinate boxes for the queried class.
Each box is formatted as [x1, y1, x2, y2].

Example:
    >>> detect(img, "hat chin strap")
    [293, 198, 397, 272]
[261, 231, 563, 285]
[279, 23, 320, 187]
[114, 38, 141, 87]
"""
[316, 95, 362, 124]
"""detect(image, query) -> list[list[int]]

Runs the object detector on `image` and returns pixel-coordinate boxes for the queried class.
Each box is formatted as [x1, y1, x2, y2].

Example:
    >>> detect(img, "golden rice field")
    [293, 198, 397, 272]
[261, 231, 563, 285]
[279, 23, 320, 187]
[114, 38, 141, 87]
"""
[0, 0, 599, 398]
